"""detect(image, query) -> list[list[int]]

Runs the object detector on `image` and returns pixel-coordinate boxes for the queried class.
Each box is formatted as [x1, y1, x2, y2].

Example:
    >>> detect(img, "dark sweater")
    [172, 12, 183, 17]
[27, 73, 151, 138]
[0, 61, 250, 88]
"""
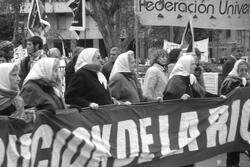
[20, 79, 65, 112]
[163, 75, 218, 100]
[19, 56, 31, 88]
[102, 61, 114, 81]
[65, 68, 112, 108]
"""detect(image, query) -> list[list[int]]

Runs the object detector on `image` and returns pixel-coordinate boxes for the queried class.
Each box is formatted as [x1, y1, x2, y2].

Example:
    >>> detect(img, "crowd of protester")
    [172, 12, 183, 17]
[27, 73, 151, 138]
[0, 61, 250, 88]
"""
[0, 35, 249, 167]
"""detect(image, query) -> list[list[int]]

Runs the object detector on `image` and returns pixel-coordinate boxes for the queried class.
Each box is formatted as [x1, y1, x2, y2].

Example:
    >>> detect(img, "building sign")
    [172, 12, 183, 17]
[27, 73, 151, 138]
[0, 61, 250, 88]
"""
[137, 0, 250, 30]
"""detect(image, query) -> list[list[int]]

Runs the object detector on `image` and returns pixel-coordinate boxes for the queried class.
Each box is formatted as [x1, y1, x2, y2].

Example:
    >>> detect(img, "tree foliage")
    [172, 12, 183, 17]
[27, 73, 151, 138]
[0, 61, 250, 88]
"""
[0, 0, 25, 45]
[86, 0, 135, 53]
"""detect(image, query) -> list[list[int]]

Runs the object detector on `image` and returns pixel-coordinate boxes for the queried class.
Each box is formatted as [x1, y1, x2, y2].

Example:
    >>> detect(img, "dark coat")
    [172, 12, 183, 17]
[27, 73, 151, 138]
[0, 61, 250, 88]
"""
[65, 56, 78, 90]
[102, 61, 114, 81]
[163, 75, 200, 100]
[0, 104, 16, 116]
[109, 73, 146, 103]
[20, 79, 65, 112]
[222, 56, 236, 79]
[19, 56, 31, 88]
[65, 68, 112, 108]
[220, 75, 248, 95]
[163, 75, 217, 100]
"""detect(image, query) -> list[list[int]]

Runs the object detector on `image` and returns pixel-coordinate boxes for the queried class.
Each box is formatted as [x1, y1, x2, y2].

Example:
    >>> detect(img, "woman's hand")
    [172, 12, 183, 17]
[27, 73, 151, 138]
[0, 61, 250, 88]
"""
[180, 94, 190, 100]
[123, 101, 132, 105]
[24, 109, 36, 123]
[89, 103, 99, 110]
[219, 95, 227, 99]
[156, 97, 163, 103]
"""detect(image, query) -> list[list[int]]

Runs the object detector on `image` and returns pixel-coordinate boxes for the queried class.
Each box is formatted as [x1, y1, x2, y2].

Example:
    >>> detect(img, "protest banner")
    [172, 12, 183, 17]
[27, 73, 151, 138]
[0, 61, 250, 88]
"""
[67, 0, 86, 39]
[164, 38, 209, 62]
[27, 0, 51, 43]
[203, 72, 219, 94]
[137, 0, 250, 30]
[0, 87, 250, 167]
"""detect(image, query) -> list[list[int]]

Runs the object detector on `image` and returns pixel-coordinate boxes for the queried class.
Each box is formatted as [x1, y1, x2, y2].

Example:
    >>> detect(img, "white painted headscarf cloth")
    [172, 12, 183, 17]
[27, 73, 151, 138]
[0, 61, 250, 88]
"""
[228, 59, 248, 77]
[74, 48, 99, 72]
[23, 57, 56, 85]
[74, 48, 108, 89]
[0, 63, 17, 93]
[169, 54, 195, 79]
[0, 63, 25, 114]
[0, 63, 18, 110]
[109, 51, 132, 80]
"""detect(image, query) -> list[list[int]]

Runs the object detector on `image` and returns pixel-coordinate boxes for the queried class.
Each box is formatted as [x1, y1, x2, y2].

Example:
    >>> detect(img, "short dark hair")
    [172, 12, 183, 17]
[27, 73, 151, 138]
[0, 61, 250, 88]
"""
[27, 36, 43, 49]
[110, 47, 121, 54]
[168, 48, 181, 64]
[0, 50, 5, 58]
[231, 44, 243, 52]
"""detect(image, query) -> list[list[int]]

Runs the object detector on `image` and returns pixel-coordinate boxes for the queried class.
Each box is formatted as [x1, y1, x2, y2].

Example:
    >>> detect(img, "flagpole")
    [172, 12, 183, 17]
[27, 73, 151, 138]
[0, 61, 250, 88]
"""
[134, 0, 139, 76]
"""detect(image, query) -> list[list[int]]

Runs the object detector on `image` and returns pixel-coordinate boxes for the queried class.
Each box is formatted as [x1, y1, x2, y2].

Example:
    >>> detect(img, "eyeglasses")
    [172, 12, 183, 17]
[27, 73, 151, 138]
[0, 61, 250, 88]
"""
[239, 68, 248, 72]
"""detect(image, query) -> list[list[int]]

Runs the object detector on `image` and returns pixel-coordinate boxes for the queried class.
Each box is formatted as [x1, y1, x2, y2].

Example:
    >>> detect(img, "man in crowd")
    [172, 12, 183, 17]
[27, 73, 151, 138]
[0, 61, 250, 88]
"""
[102, 47, 121, 80]
[222, 44, 244, 79]
[19, 36, 46, 87]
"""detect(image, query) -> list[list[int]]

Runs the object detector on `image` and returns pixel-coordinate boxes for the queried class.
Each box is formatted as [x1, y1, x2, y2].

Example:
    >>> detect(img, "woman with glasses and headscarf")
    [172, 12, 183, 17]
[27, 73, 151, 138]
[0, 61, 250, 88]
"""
[65, 48, 112, 110]
[20, 57, 65, 113]
[0, 63, 24, 116]
[109, 51, 162, 104]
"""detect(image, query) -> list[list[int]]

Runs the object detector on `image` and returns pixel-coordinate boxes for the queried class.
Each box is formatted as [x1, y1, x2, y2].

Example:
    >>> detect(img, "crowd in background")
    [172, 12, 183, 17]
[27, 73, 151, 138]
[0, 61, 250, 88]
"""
[0, 36, 249, 167]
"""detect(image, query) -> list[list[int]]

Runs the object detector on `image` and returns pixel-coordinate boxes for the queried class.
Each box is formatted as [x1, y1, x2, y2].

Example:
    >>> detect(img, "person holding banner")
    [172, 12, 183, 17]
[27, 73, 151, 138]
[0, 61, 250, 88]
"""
[164, 54, 218, 101]
[143, 49, 169, 99]
[220, 59, 250, 167]
[65, 48, 113, 110]
[19, 36, 46, 88]
[20, 57, 65, 113]
[0, 63, 24, 116]
[109, 51, 162, 104]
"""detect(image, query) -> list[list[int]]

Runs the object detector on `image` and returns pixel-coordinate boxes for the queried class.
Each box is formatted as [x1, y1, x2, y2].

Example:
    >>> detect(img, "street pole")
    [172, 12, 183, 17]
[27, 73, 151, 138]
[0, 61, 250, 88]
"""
[134, 0, 139, 76]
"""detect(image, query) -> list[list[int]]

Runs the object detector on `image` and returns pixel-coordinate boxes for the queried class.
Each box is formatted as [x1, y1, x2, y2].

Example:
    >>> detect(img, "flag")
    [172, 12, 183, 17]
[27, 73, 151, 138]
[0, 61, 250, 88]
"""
[67, 0, 86, 39]
[27, 0, 51, 39]
[61, 40, 66, 57]
[180, 18, 194, 53]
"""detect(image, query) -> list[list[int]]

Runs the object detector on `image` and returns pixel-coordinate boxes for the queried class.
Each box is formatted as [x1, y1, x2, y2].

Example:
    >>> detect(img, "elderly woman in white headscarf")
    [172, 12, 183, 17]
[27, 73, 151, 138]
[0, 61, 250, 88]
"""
[109, 51, 161, 104]
[0, 63, 24, 116]
[20, 57, 65, 113]
[65, 48, 112, 109]
[163, 54, 218, 101]
[220, 59, 249, 167]
[220, 59, 250, 95]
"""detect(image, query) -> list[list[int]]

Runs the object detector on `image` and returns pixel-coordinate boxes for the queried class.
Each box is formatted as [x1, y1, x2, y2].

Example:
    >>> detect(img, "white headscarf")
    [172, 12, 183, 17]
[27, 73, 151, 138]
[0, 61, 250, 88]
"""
[24, 57, 57, 85]
[0, 63, 22, 111]
[109, 51, 133, 80]
[228, 59, 248, 77]
[169, 54, 195, 79]
[74, 48, 99, 72]
[74, 48, 108, 89]
[0, 63, 17, 92]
